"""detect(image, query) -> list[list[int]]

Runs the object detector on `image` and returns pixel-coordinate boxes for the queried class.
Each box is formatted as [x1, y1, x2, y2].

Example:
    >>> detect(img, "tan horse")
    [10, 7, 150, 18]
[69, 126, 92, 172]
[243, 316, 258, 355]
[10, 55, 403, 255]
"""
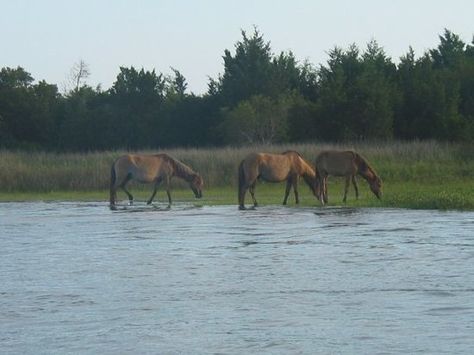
[109, 153, 203, 210]
[238, 151, 319, 210]
[315, 150, 382, 205]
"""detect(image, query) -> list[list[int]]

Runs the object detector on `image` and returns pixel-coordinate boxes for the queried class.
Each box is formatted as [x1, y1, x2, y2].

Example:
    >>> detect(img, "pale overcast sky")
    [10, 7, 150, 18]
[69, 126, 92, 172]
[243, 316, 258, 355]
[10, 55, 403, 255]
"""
[1, 0, 473, 94]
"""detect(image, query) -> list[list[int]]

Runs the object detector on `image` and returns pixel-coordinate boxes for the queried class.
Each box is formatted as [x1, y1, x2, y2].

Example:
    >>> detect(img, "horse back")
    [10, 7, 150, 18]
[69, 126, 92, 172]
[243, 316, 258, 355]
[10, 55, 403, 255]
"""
[315, 150, 357, 176]
[241, 152, 292, 182]
[114, 154, 170, 183]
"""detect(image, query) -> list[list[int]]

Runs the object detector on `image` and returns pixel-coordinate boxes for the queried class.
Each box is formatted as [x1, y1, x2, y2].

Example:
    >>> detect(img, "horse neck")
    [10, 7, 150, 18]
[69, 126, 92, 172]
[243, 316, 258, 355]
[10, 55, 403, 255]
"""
[298, 157, 317, 184]
[298, 157, 316, 178]
[360, 168, 377, 182]
[302, 173, 317, 189]
[169, 158, 196, 182]
[356, 155, 377, 182]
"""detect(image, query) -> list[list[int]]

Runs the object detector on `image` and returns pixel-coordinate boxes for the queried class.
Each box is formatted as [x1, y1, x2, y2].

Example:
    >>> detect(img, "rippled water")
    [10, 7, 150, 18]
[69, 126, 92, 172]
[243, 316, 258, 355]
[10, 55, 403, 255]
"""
[1, 202, 474, 354]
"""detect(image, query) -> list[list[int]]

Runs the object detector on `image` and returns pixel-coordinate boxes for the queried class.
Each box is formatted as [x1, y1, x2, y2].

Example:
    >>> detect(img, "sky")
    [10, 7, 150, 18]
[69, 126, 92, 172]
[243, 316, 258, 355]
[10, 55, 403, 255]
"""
[2, 0, 474, 94]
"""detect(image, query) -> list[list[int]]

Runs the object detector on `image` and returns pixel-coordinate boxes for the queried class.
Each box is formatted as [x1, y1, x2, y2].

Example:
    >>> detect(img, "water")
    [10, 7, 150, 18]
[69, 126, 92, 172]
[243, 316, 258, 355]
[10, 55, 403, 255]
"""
[1, 202, 473, 354]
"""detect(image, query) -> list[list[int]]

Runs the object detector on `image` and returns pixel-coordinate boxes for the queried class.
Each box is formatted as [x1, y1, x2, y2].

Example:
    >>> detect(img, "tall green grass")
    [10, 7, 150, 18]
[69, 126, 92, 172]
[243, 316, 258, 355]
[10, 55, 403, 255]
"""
[1, 141, 473, 209]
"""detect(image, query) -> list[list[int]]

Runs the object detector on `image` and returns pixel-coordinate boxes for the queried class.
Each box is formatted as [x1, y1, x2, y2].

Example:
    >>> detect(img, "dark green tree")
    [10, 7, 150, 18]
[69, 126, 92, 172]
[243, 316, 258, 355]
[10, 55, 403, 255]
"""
[57, 86, 100, 150]
[209, 28, 318, 106]
[213, 28, 274, 107]
[430, 29, 466, 69]
[219, 94, 294, 144]
[209, 28, 319, 144]
[316, 42, 397, 140]
[395, 31, 474, 141]
[159, 69, 216, 147]
[0, 67, 59, 148]
[108, 66, 165, 149]
[167, 67, 188, 97]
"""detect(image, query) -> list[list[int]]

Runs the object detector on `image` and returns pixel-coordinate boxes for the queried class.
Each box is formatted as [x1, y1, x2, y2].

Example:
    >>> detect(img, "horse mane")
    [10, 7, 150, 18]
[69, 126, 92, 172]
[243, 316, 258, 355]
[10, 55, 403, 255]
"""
[281, 150, 317, 188]
[160, 154, 198, 181]
[354, 153, 378, 181]
[281, 150, 309, 165]
[281, 150, 301, 157]
[274, 150, 316, 193]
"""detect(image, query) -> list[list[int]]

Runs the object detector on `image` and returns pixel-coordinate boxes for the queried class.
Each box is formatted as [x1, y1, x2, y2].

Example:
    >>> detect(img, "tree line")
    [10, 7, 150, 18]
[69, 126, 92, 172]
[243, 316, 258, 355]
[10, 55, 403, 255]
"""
[1, 28, 473, 151]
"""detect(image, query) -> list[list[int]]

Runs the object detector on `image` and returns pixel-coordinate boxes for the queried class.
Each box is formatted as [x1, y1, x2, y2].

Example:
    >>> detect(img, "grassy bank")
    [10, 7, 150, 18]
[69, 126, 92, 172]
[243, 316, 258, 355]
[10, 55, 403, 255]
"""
[1, 141, 473, 210]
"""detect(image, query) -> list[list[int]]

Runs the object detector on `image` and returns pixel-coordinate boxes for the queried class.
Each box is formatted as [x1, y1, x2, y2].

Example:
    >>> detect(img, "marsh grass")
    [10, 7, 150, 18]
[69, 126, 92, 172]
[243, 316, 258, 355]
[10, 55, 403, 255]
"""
[1, 141, 473, 210]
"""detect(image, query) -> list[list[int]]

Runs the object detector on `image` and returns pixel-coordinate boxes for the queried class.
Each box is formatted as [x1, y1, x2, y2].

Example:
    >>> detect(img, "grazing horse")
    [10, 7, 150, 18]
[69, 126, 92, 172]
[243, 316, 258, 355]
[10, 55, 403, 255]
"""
[238, 151, 319, 210]
[109, 153, 203, 210]
[315, 150, 382, 205]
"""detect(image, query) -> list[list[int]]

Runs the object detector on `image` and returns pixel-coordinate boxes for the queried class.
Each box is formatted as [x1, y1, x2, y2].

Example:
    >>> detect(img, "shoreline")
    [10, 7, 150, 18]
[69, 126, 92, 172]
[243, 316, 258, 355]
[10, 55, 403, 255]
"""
[2, 181, 473, 211]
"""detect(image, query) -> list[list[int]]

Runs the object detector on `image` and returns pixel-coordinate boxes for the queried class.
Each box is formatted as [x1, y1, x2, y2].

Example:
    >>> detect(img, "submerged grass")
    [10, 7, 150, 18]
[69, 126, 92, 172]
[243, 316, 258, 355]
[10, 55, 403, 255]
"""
[1, 141, 473, 210]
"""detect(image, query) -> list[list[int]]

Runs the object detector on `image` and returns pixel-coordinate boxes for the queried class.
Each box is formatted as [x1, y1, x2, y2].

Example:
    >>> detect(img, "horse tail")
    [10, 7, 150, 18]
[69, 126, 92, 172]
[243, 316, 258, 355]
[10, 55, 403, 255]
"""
[109, 161, 117, 207]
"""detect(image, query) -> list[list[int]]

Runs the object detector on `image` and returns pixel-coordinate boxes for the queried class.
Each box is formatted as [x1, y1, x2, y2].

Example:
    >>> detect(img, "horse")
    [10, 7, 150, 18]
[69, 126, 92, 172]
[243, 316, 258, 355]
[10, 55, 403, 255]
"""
[238, 151, 319, 210]
[315, 150, 382, 205]
[109, 153, 203, 210]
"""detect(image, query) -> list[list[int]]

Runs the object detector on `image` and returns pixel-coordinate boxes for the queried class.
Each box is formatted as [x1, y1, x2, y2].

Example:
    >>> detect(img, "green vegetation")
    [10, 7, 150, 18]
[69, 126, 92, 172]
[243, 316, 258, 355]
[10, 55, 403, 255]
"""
[1, 29, 474, 151]
[2, 27, 473, 210]
[1, 141, 473, 210]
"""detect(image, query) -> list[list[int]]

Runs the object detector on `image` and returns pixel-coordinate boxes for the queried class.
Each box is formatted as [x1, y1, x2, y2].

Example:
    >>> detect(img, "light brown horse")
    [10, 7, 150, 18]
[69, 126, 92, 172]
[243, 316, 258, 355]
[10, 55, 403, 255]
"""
[315, 150, 382, 205]
[238, 151, 319, 210]
[109, 153, 203, 210]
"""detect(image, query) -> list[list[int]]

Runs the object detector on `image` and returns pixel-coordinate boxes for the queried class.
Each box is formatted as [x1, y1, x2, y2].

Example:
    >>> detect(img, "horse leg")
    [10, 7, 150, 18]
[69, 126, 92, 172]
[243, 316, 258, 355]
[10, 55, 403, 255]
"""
[238, 185, 248, 210]
[164, 177, 172, 207]
[293, 176, 299, 204]
[319, 175, 328, 205]
[166, 189, 172, 207]
[147, 177, 163, 205]
[323, 176, 328, 204]
[109, 190, 118, 210]
[119, 174, 133, 205]
[283, 179, 292, 205]
[317, 175, 324, 205]
[249, 182, 258, 207]
[343, 176, 350, 203]
[121, 186, 133, 205]
[109, 185, 117, 209]
[352, 175, 359, 200]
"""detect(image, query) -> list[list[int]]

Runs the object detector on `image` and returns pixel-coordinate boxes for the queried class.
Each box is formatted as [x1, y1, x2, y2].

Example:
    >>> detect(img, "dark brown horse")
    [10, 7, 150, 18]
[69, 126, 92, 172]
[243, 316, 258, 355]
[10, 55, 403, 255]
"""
[315, 150, 382, 205]
[238, 151, 318, 210]
[109, 153, 203, 210]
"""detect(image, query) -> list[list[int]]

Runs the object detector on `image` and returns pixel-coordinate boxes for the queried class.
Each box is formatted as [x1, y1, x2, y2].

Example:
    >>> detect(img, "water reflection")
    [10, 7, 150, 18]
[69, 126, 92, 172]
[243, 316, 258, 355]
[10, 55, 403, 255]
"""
[0, 202, 473, 354]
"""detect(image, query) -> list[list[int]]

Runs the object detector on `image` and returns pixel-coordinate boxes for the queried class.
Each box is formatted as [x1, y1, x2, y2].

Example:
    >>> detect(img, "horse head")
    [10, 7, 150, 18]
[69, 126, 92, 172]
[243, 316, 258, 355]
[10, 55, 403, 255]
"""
[369, 176, 383, 199]
[311, 177, 321, 198]
[301, 171, 320, 200]
[190, 174, 204, 198]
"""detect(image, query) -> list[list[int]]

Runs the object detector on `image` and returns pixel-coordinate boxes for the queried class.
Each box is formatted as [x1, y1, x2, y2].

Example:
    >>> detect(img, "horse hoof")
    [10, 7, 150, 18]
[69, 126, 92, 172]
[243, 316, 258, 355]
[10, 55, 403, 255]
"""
[109, 204, 117, 211]
[238, 205, 246, 210]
